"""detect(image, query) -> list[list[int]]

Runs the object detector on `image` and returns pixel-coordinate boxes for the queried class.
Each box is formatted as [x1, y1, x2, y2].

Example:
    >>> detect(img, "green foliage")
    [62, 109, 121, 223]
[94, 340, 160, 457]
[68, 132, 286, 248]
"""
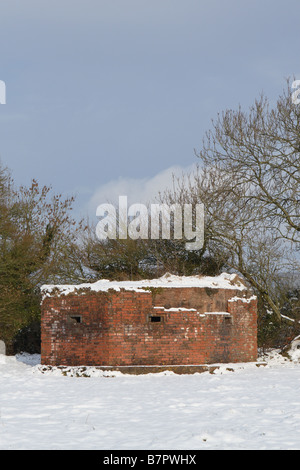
[257, 290, 300, 351]
[80, 227, 227, 282]
[0, 164, 84, 353]
[13, 321, 41, 355]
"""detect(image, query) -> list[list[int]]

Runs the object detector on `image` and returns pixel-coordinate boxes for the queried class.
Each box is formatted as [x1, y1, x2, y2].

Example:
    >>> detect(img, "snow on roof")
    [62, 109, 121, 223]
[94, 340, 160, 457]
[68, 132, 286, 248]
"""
[41, 272, 248, 299]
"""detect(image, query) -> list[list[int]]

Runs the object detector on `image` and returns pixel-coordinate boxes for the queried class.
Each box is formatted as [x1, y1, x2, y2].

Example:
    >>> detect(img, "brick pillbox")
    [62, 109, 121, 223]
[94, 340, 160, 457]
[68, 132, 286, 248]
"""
[40, 273, 257, 371]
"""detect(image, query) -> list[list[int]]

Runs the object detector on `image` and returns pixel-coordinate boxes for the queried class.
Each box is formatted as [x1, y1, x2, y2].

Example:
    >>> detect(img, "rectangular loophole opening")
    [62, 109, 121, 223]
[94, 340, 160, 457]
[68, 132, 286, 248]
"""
[149, 315, 162, 323]
[69, 315, 82, 324]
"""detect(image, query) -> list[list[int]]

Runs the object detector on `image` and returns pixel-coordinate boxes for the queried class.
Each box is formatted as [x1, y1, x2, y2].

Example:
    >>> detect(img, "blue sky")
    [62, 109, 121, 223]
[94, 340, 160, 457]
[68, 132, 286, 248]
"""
[0, 0, 299, 219]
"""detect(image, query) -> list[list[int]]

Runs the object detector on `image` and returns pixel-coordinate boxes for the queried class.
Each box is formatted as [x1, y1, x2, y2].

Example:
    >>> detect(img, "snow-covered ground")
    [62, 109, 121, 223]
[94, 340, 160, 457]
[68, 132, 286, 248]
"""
[1, 351, 300, 450]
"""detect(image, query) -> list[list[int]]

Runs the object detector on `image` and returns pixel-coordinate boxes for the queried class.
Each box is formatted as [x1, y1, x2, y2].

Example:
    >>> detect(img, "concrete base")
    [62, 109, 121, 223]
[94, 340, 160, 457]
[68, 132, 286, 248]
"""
[0, 340, 5, 355]
[91, 363, 267, 375]
[39, 362, 267, 376]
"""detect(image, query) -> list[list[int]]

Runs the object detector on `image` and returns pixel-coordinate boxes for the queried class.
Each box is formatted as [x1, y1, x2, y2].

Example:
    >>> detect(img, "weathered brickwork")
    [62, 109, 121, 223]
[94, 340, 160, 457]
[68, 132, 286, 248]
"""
[41, 279, 257, 367]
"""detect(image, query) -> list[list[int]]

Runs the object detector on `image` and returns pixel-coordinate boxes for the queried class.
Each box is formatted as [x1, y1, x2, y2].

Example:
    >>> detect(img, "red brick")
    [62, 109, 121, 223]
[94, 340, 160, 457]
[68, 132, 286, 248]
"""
[41, 286, 257, 366]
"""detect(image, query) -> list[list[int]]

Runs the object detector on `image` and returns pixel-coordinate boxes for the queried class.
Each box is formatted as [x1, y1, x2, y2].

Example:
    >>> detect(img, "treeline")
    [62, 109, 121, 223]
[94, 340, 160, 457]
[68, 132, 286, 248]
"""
[0, 166, 87, 353]
[1, 80, 299, 353]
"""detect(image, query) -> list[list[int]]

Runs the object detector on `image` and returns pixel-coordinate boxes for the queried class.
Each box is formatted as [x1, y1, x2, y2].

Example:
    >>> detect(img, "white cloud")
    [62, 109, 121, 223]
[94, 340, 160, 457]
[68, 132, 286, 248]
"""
[87, 164, 196, 216]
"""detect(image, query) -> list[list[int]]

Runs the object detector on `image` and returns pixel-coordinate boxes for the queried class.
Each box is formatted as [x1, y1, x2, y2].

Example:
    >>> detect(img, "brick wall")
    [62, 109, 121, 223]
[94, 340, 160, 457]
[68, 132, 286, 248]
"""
[41, 287, 257, 367]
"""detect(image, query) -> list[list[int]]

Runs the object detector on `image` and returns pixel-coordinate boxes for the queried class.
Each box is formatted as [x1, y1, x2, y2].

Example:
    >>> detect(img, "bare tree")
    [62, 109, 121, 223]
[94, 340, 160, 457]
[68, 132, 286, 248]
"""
[161, 81, 300, 323]
[197, 80, 300, 245]
[162, 166, 292, 321]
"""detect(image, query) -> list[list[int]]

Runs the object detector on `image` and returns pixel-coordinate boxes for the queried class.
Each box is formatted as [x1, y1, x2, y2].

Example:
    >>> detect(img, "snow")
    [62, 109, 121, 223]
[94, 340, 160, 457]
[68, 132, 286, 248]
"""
[203, 312, 231, 316]
[286, 337, 300, 362]
[1, 351, 300, 449]
[228, 295, 257, 303]
[153, 306, 232, 316]
[41, 272, 248, 299]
